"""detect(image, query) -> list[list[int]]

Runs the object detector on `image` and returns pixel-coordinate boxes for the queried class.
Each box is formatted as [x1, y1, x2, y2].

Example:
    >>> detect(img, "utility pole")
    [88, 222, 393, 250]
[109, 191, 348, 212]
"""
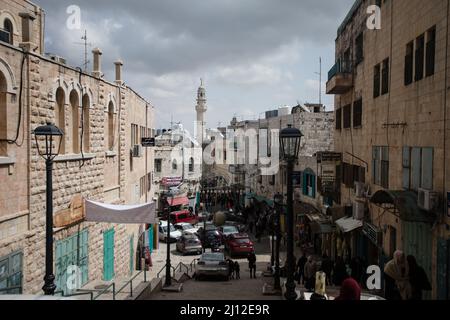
[74, 30, 92, 72]
[315, 57, 322, 105]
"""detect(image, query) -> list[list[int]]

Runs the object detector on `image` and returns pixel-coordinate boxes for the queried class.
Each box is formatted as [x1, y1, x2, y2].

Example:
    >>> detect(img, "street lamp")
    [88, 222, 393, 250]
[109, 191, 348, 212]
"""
[273, 193, 283, 292]
[33, 122, 64, 295]
[279, 125, 303, 301]
[165, 194, 175, 288]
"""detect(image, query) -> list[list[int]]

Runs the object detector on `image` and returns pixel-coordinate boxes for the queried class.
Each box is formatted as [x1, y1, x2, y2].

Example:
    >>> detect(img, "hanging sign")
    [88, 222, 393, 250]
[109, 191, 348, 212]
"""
[53, 194, 85, 227]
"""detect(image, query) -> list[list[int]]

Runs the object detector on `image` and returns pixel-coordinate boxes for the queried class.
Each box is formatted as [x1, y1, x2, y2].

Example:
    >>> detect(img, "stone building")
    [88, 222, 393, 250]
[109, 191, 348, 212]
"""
[153, 123, 202, 211]
[326, 0, 450, 299]
[0, 0, 155, 295]
[227, 105, 334, 208]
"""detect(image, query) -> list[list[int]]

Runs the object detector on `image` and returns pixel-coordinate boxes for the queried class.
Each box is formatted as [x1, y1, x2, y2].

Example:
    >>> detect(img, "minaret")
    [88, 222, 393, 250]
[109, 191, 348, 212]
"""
[195, 79, 207, 147]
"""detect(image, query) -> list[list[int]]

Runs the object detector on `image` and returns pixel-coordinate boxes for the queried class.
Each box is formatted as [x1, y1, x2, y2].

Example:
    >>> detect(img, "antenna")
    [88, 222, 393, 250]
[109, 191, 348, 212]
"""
[74, 30, 92, 72]
[314, 57, 322, 105]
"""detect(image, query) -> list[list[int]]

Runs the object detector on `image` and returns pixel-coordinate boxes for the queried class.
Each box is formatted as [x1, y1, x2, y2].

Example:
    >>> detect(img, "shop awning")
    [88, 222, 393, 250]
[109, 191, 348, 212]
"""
[85, 200, 156, 224]
[335, 216, 363, 233]
[311, 221, 336, 234]
[370, 190, 435, 223]
[166, 196, 190, 207]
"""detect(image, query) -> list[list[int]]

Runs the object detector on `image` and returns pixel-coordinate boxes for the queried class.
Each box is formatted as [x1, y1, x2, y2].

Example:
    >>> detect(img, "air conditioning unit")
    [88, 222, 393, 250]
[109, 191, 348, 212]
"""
[418, 188, 440, 212]
[46, 53, 67, 65]
[132, 144, 144, 158]
[354, 182, 365, 198]
[353, 200, 365, 220]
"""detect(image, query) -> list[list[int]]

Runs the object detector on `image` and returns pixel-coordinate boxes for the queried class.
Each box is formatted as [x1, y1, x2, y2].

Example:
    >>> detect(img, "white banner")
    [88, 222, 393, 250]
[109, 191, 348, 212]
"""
[85, 200, 156, 224]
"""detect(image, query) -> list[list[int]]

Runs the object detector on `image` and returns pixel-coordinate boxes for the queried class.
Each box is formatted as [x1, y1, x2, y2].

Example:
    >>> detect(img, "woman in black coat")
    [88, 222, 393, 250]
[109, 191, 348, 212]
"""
[407, 255, 431, 300]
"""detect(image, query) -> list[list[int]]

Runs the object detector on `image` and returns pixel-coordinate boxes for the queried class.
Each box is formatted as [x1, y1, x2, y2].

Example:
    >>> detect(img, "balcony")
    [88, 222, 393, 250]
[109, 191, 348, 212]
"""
[326, 60, 353, 95]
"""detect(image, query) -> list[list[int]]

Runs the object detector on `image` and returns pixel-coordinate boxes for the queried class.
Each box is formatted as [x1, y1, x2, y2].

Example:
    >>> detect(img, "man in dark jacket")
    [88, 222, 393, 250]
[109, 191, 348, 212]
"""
[247, 252, 257, 279]
[407, 255, 431, 300]
[321, 253, 333, 286]
[296, 253, 307, 285]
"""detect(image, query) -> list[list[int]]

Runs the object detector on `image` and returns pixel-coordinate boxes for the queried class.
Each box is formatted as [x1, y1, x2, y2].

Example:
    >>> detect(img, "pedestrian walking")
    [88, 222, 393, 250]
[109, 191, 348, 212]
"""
[333, 256, 348, 286]
[296, 253, 307, 285]
[304, 256, 317, 292]
[248, 220, 254, 234]
[384, 250, 412, 300]
[227, 259, 235, 280]
[247, 251, 257, 279]
[320, 253, 333, 286]
[407, 255, 431, 300]
[234, 261, 241, 279]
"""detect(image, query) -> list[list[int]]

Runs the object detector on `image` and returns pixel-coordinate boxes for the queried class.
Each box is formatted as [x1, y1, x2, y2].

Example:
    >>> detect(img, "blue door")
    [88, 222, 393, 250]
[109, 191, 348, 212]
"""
[103, 229, 115, 281]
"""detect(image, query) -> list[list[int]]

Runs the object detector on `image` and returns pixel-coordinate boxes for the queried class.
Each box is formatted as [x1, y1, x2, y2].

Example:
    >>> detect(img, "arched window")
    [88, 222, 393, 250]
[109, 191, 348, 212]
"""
[55, 87, 66, 154]
[3, 19, 13, 45]
[172, 159, 177, 171]
[69, 90, 79, 154]
[82, 94, 90, 153]
[107, 102, 115, 151]
[189, 157, 194, 172]
[0, 72, 7, 156]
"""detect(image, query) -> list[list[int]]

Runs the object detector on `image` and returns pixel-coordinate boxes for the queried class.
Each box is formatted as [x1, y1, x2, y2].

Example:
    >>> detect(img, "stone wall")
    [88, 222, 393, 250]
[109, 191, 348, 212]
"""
[0, 33, 154, 294]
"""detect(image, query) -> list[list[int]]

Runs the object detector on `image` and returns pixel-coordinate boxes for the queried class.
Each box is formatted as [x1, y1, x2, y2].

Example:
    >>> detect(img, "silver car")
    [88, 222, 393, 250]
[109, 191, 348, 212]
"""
[176, 233, 203, 255]
[195, 252, 229, 281]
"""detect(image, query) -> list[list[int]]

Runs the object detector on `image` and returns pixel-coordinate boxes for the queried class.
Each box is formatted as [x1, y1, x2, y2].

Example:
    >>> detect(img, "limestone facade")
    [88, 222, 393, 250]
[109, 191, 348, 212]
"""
[328, 0, 450, 299]
[0, 0, 155, 295]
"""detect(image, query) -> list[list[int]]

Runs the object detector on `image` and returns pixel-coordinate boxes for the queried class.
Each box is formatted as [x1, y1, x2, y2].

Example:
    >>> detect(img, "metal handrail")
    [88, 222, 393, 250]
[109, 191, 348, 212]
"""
[92, 282, 116, 300]
[63, 291, 94, 300]
[115, 270, 147, 298]
[0, 286, 22, 293]
[175, 262, 189, 274]
[190, 258, 199, 272]
[157, 264, 176, 278]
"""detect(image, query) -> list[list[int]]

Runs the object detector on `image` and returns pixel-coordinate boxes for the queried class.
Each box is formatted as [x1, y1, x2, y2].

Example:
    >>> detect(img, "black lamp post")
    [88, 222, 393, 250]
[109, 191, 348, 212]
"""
[273, 193, 283, 292]
[33, 122, 63, 295]
[165, 195, 175, 287]
[279, 124, 303, 301]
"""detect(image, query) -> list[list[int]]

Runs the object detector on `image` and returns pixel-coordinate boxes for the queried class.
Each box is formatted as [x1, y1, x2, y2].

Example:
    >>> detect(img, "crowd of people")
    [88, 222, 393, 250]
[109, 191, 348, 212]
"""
[294, 250, 431, 300]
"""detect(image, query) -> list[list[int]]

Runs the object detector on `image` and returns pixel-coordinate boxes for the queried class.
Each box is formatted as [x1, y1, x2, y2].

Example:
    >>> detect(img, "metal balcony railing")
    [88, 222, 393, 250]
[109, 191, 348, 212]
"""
[328, 60, 353, 81]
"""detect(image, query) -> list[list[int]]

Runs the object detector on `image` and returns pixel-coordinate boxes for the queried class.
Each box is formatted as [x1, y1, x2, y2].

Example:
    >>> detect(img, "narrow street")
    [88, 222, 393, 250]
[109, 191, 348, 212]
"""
[150, 234, 281, 300]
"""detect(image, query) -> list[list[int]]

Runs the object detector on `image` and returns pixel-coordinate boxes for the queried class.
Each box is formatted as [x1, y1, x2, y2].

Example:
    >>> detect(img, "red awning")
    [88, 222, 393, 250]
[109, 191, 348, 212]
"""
[167, 196, 189, 207]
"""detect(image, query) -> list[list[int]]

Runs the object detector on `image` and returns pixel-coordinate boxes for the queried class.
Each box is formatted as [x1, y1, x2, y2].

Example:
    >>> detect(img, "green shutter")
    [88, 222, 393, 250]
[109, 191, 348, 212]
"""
[55, 230, 89, 294]
[129, 235, 134, 276]
[302, 172, 307, 195]
[103, 229, 115, 281]
[312, 175, 316, 198]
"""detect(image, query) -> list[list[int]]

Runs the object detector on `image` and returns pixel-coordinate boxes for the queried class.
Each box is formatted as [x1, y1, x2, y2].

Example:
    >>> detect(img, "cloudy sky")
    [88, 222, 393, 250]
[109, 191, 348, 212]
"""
[34, 0, 355, 133]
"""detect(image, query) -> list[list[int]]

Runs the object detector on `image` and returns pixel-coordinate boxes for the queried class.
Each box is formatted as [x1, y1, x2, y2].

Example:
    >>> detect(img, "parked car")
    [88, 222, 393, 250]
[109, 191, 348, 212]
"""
[174, 222, 199, 235]
[168, 211, 198, 225]
[225, 209, 245, 223]
[218, 225, 240, 240]
[223, 221, 246, 232]
[198, 211, 213, 222]
[225, 233, 254, 257]
[158, 221, 182, 243]
[197, 225, 223, 249]
[195, 252, 229, 281]
[176, 233, 203, 255]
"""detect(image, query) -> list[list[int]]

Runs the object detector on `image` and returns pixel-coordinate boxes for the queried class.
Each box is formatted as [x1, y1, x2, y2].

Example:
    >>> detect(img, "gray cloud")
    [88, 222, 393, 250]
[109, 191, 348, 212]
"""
[34, 0, 355, 130]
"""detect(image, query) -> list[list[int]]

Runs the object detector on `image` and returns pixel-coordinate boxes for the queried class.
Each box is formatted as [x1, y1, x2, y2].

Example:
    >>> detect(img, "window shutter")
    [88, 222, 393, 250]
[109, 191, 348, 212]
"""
[312, 176, 316, 198]
[411, 148, 421, 191]
[421, 148, 433, 190]
[402, 147, 411, 190]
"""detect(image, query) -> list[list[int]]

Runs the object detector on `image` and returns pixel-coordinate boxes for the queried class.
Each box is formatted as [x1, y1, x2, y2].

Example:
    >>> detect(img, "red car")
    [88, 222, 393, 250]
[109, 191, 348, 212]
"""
[225, 233, 254, 257]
